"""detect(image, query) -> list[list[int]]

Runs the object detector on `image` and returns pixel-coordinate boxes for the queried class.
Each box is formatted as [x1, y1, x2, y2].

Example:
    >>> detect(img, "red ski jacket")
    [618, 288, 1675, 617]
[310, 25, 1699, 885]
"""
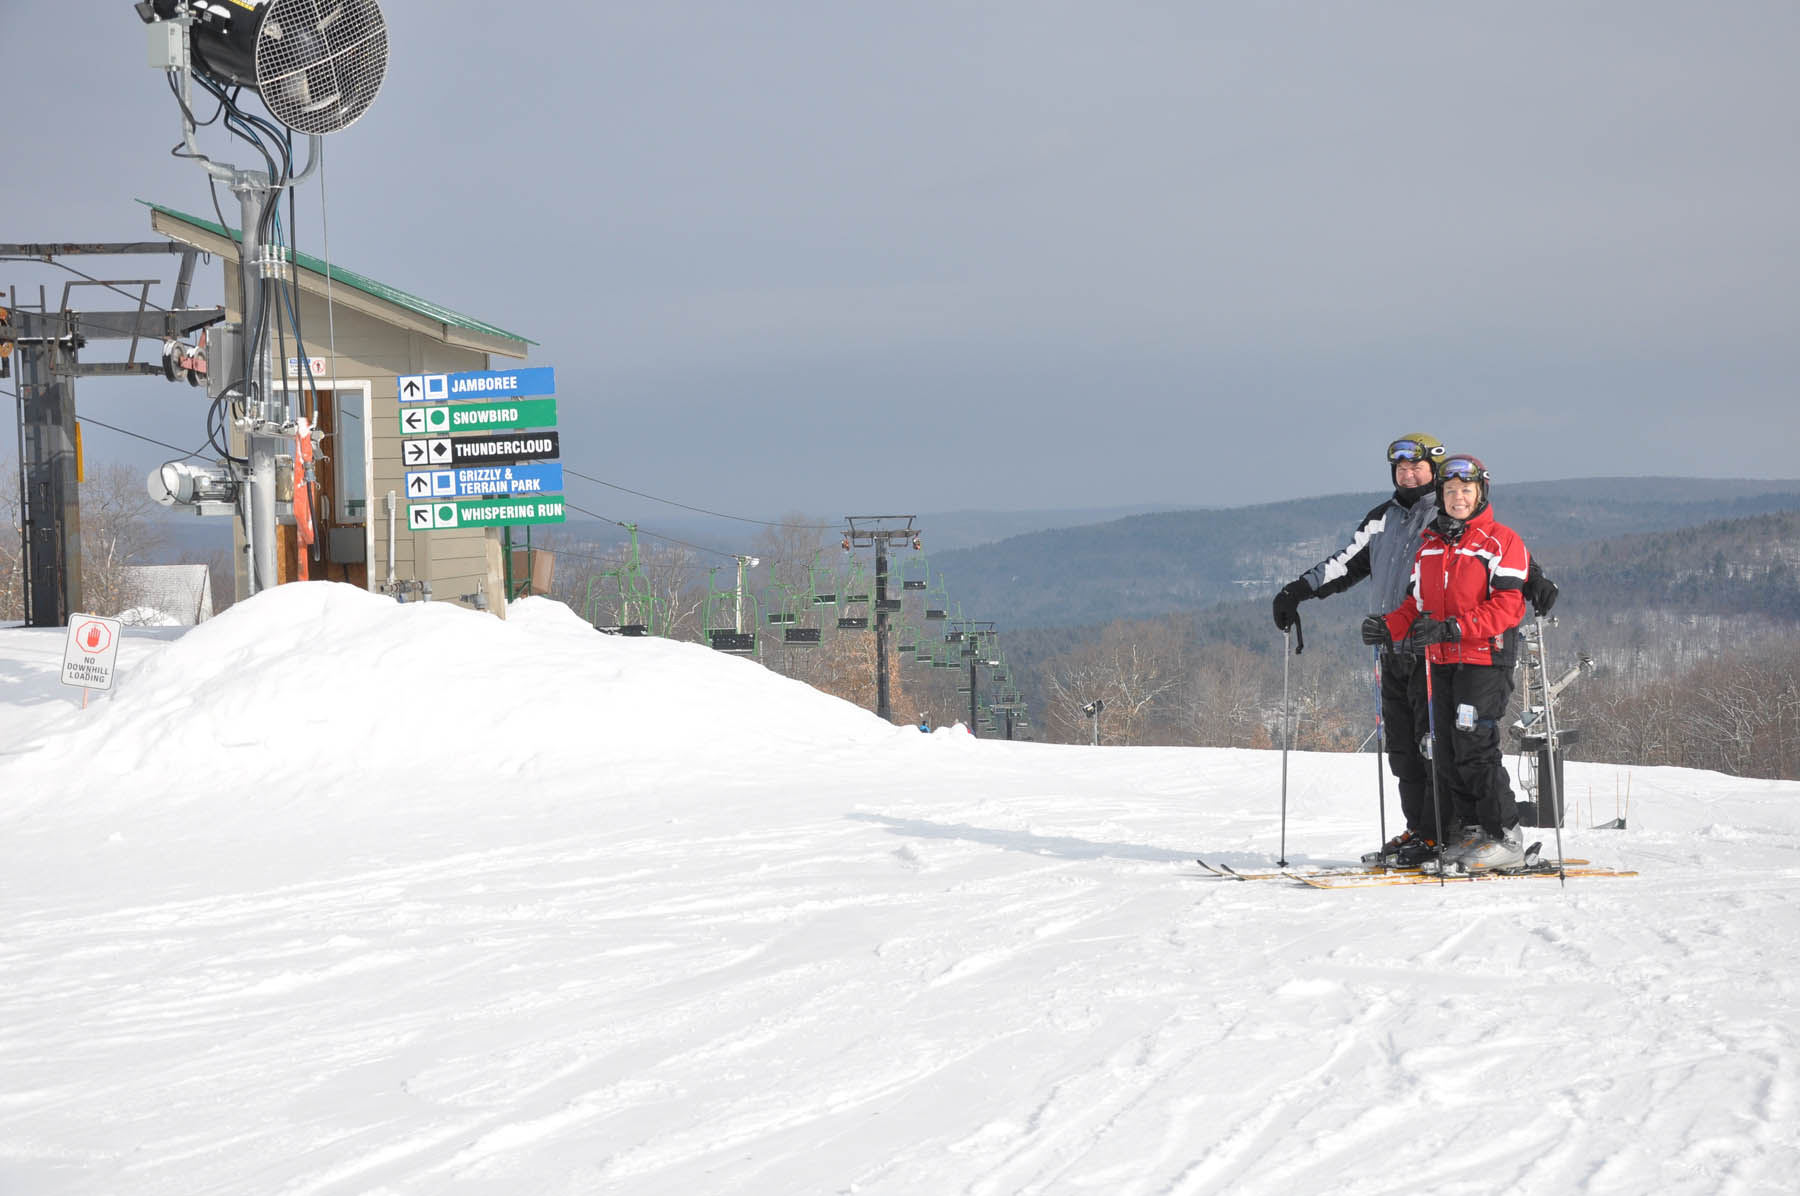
[1384, 504, 1529, 666]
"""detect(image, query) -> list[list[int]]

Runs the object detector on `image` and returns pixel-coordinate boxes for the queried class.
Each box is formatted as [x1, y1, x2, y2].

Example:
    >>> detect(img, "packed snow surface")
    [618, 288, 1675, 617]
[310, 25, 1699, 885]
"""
[2, 584, 1796, 1194]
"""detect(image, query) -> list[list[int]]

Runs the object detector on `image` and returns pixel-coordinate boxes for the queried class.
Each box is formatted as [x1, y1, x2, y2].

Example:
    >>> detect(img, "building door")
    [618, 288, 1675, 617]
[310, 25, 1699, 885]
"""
[281, 380, 372, 588]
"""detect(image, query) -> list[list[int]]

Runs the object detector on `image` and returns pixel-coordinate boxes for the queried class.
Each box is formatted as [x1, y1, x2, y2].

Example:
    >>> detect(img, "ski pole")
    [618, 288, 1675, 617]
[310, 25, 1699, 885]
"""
[1536, 614, 1569, 887]
[1372, 647, 1388, 857]
[1279, 624, 1293, 867]
[1421, 650, 1447, 885]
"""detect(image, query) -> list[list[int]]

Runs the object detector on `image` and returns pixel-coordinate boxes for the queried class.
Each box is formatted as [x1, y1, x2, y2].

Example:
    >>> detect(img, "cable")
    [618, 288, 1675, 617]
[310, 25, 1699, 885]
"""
[510, 537, 708, 572]
[560, 501, 742, 560]
[72, 415, 209, 461]
[560, 466, 837, 530]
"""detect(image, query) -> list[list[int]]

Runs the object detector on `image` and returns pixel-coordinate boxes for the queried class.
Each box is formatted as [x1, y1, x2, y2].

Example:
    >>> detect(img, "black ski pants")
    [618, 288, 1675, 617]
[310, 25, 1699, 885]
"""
[1424, 661, 1519, 837]
[1379, 650, 1435, 838]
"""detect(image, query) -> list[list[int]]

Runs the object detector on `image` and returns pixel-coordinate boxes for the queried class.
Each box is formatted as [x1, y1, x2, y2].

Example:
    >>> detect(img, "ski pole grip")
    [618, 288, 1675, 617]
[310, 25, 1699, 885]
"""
[1293, 612, 1305, 655]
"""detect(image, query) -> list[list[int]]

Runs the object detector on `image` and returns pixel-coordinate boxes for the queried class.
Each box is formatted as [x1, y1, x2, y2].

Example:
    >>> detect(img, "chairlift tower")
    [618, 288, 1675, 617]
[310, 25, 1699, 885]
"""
[842, 515, 920, 722]
[950, 618, 997, 736]
[2, 243, 222, 625]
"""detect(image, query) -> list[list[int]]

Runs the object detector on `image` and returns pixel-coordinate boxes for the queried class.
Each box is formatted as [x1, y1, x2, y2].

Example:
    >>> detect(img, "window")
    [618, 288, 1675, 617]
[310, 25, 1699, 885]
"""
[335, 388, 369, 520]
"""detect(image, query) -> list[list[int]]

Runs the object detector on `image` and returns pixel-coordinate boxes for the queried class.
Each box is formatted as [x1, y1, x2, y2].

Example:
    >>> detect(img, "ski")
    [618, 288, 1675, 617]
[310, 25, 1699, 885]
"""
[1197, 858, 1398, 881]
[1288, 863, 1635, 889]
[1196, 855, 1588, 881]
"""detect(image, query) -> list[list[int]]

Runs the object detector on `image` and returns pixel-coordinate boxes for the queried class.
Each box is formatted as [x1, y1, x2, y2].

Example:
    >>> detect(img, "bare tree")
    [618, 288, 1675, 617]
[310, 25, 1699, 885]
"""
[1042, 616, 1190, 744]
[0, 461, 166, 620]
[80, 462, 167, 615]
[1181, 641, 1272, 747]
[752, 512, 839, 601]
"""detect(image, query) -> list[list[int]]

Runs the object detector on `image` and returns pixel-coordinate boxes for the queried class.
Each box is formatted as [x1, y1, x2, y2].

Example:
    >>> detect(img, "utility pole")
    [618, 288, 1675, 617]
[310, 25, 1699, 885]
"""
[843, 515, 920, 722]
[2, 245, 222, 625]
[734, 554, 759, 634]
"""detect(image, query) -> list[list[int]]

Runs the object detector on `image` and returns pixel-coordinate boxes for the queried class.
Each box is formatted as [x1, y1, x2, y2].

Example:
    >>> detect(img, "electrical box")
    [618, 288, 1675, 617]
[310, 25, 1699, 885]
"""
[147, 20, 185, 70]
[326, 527, 366, 564]
[207, 322, 242, 399]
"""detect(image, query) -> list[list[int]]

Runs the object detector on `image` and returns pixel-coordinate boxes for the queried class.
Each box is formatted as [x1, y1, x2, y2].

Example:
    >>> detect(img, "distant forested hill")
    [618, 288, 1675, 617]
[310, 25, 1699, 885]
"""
[929, 478, 1800, 628]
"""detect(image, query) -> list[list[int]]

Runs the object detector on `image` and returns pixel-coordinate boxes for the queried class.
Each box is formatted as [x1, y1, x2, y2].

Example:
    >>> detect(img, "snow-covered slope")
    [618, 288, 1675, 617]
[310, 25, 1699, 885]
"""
[2, 584, 1795, 1194]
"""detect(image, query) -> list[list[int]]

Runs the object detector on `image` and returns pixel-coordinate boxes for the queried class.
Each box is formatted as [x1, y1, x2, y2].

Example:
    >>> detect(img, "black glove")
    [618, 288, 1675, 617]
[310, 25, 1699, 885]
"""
[1407, 615, 1460, 648]
[1524, 559, 1558, 616]
[1359, 614, 1392, 646]
[1271, 579, 1311, 632]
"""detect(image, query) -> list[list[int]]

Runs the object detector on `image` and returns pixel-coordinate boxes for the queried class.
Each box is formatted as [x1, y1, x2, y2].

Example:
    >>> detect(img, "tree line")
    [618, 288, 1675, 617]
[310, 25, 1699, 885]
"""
[1008, 605, 1800, 782]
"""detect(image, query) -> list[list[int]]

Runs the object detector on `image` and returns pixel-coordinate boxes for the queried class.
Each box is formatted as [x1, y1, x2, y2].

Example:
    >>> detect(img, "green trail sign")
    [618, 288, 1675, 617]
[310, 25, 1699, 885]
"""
[398, 398, 558, 436]
[408, 496, 567, 531]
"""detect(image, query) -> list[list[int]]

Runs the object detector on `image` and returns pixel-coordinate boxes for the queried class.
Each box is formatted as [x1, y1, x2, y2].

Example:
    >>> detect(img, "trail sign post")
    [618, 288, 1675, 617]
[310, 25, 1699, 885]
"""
[395, 366, 566, 539]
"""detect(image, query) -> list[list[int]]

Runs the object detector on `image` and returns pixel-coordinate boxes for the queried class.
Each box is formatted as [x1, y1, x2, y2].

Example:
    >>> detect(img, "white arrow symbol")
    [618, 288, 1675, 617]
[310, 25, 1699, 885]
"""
[409, 475, 429, 495]
[403, 442, 427, 465]
[403, 411, 423, 432]
[403, 378, 421, 398]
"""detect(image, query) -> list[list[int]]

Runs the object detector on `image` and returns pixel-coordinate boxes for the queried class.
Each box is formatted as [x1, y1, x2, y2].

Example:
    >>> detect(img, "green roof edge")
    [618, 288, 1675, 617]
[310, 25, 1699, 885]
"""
[139, 199, 537, 348]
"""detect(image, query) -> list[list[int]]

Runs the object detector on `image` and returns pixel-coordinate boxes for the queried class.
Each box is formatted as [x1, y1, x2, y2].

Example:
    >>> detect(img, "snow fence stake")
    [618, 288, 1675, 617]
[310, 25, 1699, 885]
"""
[1535, 613, 1570, 888]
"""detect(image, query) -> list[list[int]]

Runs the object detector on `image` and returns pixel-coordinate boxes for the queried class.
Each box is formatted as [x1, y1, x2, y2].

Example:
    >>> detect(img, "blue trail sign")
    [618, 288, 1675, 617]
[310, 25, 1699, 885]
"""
[398, 367, 556, 402]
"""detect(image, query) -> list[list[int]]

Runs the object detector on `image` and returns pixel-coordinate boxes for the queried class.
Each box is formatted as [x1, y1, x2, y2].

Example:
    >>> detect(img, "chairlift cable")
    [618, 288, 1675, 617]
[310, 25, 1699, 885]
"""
[559, 466, 837, 530]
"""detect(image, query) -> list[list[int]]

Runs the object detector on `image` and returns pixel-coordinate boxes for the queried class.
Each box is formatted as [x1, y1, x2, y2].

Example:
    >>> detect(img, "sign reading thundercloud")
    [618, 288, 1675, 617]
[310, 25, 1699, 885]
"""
[440, 431, 561, 467]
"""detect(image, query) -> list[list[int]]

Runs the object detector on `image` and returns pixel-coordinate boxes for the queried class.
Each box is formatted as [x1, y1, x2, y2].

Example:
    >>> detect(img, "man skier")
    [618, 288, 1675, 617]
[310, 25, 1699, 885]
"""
[1270, 434, 1449, 866]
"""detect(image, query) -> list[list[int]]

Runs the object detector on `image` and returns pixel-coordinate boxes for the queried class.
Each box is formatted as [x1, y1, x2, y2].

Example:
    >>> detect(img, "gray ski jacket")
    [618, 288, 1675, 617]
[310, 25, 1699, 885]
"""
[1299, 490, 1439, 615]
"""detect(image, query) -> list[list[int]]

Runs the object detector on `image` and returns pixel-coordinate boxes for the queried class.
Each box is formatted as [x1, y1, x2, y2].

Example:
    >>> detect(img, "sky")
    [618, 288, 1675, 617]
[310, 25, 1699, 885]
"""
[4, 1, 1798, 533]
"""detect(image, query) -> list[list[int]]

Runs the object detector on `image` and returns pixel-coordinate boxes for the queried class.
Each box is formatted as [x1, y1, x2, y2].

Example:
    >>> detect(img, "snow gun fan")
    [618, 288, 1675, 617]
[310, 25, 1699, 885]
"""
[137, 0, 390, 136]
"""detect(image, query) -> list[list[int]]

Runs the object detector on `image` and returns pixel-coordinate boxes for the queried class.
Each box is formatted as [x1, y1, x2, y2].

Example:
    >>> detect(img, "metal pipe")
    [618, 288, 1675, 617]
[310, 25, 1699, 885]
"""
[874, 536, 891, 721]
[236, 184, 277, 594]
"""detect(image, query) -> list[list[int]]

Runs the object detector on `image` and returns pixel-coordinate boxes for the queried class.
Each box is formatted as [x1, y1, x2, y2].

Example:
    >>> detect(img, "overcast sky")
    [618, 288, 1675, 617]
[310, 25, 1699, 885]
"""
[4, 1, 1797, 531]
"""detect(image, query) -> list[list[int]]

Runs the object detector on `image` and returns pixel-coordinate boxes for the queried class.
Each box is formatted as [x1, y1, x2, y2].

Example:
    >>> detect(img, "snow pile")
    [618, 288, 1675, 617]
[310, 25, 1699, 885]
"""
[2, 586, 1798, 1194]
[0, 584, 899, 815]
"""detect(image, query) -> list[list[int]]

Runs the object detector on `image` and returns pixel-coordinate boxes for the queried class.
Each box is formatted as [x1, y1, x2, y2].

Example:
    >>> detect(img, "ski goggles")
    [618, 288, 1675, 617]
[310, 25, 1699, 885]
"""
[1387, 439, 1446, 463]
[1439, 455, 1489, 482]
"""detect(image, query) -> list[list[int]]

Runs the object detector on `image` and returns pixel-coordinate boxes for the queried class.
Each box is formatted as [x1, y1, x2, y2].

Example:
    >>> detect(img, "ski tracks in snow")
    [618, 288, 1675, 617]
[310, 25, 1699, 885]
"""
[5, 756, 1800, 1194]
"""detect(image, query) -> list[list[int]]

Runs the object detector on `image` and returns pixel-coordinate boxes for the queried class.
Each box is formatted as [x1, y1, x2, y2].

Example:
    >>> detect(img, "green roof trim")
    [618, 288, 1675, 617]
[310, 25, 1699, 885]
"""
[140, 199, 536, 348]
